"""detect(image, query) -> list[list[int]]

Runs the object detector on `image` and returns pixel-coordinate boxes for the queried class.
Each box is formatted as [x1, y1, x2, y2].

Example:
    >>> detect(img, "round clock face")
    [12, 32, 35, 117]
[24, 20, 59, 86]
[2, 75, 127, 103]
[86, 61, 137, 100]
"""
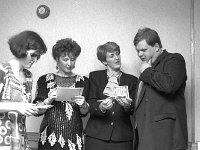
[36, 5, 50, 19]
[38, 7, 46, 14]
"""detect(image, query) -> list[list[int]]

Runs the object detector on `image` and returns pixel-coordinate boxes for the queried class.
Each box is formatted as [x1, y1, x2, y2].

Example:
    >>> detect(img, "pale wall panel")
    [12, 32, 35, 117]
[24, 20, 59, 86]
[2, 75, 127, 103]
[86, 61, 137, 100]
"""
[194, 0, 200, 142]
[0, 0, 193, 142]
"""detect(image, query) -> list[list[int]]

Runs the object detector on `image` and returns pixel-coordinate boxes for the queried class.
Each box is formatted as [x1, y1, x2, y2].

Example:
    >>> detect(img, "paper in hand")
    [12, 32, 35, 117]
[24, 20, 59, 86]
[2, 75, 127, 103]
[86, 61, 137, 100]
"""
[56, 87, 83, 102]
[114, 86, 129, 98]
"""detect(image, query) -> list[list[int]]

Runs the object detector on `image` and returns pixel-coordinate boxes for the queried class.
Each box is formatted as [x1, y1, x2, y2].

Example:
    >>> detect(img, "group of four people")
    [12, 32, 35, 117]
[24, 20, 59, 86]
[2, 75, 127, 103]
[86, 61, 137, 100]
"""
[0, 27, 188, 150]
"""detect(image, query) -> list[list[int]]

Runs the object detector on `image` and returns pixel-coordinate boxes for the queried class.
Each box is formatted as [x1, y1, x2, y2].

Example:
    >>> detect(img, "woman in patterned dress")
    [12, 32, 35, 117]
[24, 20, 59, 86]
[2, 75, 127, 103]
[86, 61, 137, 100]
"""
[0, 31, 47, 150]
[33, 38, 89, 150]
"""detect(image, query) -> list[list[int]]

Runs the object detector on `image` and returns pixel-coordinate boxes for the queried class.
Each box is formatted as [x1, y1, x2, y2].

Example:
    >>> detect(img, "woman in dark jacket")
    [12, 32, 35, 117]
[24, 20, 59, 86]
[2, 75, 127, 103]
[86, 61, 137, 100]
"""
[85, 42, 138, 150]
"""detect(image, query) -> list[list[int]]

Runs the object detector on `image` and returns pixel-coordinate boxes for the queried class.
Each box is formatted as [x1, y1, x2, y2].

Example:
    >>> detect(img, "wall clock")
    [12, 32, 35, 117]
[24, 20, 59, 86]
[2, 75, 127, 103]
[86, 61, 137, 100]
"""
[36, 5, 50, 19]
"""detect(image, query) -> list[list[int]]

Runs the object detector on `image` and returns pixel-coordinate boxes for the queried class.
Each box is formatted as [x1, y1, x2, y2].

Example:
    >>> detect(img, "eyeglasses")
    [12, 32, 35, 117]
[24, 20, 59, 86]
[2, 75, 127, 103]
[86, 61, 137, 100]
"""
[30, 53, 40, 60]
[26, 50, 41, 61]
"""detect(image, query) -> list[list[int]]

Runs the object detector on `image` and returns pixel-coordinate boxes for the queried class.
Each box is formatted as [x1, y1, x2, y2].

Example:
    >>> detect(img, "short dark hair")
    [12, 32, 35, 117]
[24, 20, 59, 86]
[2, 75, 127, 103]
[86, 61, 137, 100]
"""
[133, 27, 162, 48]
[52, 38, 81, 60]
[97, 42, 120, 62]
[8, 31, 47, 59]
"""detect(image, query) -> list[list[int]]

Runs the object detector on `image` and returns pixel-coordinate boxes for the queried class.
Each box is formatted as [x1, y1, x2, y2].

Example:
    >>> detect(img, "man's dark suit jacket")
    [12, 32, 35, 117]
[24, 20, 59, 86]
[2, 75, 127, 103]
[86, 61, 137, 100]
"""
[85, 70, 138, 141]
[134, 50, 188, 150]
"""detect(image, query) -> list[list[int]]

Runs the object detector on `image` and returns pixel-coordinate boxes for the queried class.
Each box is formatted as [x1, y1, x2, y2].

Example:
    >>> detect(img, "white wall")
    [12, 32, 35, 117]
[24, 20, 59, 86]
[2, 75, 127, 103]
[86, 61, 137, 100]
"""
[0, 0, 194, 142]
[194, 0, 200, 142]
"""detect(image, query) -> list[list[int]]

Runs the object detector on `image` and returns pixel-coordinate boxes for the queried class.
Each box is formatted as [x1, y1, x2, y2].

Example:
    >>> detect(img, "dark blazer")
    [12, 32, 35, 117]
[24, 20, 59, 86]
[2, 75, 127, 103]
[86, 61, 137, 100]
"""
[134, 50, 188, 150]
[85, 70, 138, 141]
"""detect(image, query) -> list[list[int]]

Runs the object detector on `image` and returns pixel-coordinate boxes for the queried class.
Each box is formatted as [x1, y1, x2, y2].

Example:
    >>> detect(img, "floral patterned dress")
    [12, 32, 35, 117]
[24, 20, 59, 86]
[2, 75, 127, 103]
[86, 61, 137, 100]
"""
[0, 63, 32, 150]
[33, 73, 89, 150]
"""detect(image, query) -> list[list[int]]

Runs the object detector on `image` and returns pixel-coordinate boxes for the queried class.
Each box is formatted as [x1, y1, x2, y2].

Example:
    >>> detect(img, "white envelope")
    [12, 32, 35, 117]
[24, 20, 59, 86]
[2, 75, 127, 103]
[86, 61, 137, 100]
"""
[56, 87, 83, 102]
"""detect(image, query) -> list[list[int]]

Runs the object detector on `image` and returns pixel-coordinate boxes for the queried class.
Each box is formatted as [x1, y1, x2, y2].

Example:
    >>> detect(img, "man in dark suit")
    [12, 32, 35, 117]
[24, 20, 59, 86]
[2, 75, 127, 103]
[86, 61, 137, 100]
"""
[133, 27, 188, 150]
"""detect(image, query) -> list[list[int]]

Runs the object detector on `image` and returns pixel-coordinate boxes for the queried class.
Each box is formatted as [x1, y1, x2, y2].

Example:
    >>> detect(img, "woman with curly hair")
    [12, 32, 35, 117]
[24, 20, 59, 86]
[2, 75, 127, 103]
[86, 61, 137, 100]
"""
[33, 38, 89, 150]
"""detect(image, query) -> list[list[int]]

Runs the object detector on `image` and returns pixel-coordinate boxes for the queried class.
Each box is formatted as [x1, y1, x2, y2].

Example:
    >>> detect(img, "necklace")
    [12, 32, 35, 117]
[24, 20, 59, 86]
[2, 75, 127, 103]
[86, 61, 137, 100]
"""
[55, 71, 75, 77]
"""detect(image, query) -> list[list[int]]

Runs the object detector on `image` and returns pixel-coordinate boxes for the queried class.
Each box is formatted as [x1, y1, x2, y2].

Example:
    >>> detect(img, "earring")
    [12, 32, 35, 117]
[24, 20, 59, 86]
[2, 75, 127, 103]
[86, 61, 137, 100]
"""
[56, 63, 59, 70]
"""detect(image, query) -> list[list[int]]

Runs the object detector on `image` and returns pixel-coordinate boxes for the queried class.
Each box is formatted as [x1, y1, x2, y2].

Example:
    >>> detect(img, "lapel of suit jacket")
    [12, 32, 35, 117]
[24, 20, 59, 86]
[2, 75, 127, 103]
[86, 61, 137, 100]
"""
[118, 71, 124, 86]
[101, 70, 109, 97]
[135, 81, 146, 110]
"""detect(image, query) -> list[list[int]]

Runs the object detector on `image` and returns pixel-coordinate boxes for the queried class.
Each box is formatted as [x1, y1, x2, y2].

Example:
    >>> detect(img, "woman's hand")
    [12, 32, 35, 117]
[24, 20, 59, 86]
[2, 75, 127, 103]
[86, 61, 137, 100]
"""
[73, 95, 86, 106]
[0, 102, 38, 116]
[116, 96, 132, 108]
[73, 96, 89, 115]
[47, 88, 57, 104]
[16, 103, 39, 116]
[99, 97, 114, 112]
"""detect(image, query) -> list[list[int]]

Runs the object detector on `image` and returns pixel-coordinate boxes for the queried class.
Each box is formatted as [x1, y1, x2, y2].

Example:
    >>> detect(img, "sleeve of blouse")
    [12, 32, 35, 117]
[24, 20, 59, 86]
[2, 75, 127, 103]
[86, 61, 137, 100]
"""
[80, 76, 90, 117]
[82, 77, 90, 101]
[0, 69, 5, 95]
[33, 75, 48, 104]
